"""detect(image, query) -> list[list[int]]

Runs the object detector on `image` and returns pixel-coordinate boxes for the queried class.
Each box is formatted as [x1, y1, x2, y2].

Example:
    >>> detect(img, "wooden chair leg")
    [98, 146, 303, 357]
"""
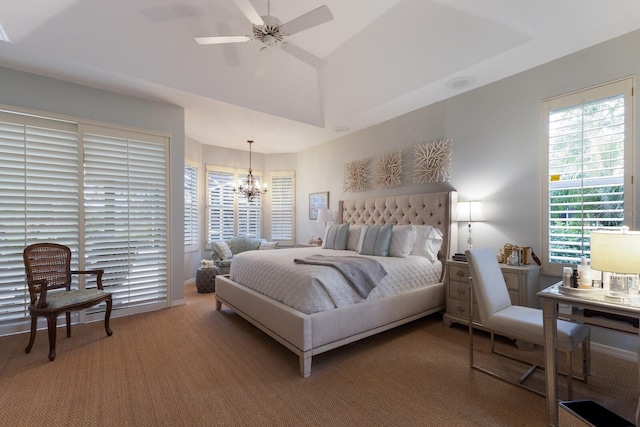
[25, 315, 37, 354]
[104, 297, 113, 336]
[66, 311, 71, 337]
[47, 314, 58, 361]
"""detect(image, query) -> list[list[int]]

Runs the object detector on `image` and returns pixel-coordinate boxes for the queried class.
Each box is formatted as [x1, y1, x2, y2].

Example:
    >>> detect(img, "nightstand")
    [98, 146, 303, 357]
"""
[443, 259, 541, 328]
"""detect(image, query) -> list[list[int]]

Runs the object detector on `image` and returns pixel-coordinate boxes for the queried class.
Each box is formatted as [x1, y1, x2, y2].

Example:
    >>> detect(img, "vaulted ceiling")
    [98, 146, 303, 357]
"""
[1, 0, 640, 153]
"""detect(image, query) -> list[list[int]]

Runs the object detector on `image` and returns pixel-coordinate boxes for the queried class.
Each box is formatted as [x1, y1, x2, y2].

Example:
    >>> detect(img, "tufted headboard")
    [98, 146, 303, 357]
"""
[338, 191, 458, 265]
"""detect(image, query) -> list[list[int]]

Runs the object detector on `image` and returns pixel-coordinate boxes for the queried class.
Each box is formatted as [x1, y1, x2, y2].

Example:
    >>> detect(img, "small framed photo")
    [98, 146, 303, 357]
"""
[309, 192, 329, 220]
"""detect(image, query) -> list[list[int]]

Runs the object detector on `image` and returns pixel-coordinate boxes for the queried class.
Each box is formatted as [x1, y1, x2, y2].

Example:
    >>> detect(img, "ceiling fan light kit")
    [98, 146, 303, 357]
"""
[196, 0, 333, 76]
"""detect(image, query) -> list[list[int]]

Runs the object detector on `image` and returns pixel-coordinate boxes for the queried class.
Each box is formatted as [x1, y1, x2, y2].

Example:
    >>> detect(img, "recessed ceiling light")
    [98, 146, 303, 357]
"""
[445, 76, 476, 90]
[331, 126, 350, 132]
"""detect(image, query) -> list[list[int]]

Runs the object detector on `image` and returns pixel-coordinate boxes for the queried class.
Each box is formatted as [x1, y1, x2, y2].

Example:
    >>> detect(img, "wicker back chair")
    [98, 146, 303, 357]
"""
[23, 242, 113, 361]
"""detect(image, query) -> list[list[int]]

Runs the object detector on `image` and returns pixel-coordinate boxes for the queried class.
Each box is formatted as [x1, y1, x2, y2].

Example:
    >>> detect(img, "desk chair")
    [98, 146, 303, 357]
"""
[466, 247, 589, 399]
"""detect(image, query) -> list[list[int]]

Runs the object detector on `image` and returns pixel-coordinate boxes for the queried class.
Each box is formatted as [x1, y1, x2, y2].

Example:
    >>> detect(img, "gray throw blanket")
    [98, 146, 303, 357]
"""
[293, 254, 387, 298]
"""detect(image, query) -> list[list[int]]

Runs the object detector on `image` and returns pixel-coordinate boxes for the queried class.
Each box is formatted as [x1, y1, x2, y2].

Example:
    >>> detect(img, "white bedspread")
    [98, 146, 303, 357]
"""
[230, 247, 443, 314]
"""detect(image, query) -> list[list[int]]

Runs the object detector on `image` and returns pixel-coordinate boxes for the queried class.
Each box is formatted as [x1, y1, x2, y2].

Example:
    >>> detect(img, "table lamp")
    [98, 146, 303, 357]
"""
[455, 201, 485, 249]
[590, 227, 640, 300]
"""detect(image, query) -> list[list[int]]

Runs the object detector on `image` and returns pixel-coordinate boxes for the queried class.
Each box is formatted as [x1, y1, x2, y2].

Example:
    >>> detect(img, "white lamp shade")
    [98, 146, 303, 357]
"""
[317, 208, 333, 223]
[455, 201, 485, 222]
[590, 229, 640, 274]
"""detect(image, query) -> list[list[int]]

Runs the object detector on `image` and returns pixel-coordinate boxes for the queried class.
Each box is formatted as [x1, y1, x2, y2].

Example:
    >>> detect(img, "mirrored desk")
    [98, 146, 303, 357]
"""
[538, 283, 640, 426]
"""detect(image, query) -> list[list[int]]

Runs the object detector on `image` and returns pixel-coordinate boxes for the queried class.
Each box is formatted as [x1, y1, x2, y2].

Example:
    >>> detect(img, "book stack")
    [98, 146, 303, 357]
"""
[451, 253, 467, 262]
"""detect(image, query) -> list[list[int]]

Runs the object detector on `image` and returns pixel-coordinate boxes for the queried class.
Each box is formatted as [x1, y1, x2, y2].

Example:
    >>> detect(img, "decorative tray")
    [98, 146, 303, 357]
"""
[557, 286, 605, 296]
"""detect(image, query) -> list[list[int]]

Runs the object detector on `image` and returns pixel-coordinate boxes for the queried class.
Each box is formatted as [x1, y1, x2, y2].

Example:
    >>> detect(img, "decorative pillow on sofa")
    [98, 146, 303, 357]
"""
[410, 226, 443, 261]
[322, 223, 349, 250]
[357, 224, 394, 257]
[259, 241, 279, 250]
[388, 225, 417, 257]
[213, 240, 233, 260]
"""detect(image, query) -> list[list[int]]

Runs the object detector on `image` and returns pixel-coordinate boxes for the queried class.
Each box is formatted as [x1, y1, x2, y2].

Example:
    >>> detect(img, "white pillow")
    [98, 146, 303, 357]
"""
[346, 225, 363, 251]
[213, 240, 233, 260]
[388, 225, 417, 257]
[410, 226, 443, 261]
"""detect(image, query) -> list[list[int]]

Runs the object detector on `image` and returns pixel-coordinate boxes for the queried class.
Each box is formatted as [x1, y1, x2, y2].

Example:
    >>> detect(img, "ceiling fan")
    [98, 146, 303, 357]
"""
[195, 0, 333, 77]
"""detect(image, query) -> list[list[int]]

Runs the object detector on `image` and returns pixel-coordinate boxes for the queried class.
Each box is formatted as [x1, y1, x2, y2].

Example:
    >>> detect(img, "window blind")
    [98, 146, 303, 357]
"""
[184, 163, 198, 247]
[206, 166, 263, 242]
[0, 112, 80, 330]
[83, 126, 168, 315]
[270, 172, 295, 243]
[207, 168, 236, 242]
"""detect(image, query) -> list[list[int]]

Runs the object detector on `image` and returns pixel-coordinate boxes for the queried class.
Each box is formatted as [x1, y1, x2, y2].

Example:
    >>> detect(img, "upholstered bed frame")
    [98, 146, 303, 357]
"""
[215, 191, 458, 377]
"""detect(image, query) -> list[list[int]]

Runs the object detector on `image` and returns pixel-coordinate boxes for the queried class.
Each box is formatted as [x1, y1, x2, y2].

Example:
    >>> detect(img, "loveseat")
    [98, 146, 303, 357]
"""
[211, 235, 278, 275]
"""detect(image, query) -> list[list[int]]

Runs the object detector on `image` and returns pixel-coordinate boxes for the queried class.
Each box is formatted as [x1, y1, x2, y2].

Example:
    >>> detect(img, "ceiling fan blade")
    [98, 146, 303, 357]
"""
[234, 0, 264, 26]
[282, 5, 333, 36]
[254, 47, 270, 77]
[282, 42, 326, 69]
[195, 35, 252, 45]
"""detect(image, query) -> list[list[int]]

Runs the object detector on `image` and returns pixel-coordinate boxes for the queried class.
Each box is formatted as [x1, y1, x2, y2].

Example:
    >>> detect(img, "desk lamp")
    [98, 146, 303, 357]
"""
[455, 201, 485, 249]
[590, 227, 640, 301]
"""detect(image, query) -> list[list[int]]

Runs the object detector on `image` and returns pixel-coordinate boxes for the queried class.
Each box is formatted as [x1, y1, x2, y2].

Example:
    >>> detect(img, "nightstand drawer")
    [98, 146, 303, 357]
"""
[448, 280, 471, 302]
[449, 264, 470, 283]
[503, 272, 519, 291]
[449, 299, 480, 323]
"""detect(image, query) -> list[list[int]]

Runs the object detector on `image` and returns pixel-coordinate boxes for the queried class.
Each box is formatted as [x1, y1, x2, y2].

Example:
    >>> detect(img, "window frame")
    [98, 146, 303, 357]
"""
[541, 77, 635, 276]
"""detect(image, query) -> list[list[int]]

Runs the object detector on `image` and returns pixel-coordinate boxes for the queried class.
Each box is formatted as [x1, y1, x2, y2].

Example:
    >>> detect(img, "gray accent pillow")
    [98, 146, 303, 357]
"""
[357, 224, 394, 257]
[323, 223, 350, 250]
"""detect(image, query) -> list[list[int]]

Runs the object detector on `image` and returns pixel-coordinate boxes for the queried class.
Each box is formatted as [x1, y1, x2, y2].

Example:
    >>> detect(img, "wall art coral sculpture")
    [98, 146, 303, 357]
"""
[374, 151, 402, 188]
[343, 158, 370, 192]
[413, 139, 452, 183]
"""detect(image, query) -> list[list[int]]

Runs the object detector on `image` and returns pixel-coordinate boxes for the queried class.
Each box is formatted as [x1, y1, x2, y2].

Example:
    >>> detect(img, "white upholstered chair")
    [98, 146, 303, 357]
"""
[465, 247, 590, 399]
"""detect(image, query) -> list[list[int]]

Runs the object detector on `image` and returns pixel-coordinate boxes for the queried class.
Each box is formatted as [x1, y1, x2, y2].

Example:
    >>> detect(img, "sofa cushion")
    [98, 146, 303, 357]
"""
[259, 241, 279, 250]
[228, 235, 265, 255]
[213, 240, 233, 260]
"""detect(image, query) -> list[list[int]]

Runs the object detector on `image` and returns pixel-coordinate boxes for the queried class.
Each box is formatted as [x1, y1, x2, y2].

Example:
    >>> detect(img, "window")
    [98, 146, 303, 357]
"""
[206, 165, 262, 244]
[184, 161, 199, 249]
[542, 78, 634, 275]
[0, 110, 169, 335]
[270, 171, 295, 244]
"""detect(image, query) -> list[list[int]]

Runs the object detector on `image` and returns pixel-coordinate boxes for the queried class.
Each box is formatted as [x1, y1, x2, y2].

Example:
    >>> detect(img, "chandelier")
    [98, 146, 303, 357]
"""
[234, 140, 267, 202]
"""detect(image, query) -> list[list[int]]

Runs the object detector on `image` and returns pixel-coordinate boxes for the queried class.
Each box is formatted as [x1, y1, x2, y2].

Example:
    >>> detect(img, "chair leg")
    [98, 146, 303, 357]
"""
[566, 351, 573, 400]
[584, 332, 591, 379]
[104, 296, 113, 336]
[47, 314, 58, 361]
[66, 311, 71, 337]
[25, 315, 38, 354]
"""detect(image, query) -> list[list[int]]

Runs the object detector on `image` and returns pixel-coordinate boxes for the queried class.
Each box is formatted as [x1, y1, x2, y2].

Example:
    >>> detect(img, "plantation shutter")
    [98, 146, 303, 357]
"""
[207, 168, 236, 242]
[237, 194, 261, 238]
[270, 172, 295, 243]
[543, 78, 634, 274]
[0, 112, 80, 332]
[184, 163, 198, 248]
[82, 125, 168, 315]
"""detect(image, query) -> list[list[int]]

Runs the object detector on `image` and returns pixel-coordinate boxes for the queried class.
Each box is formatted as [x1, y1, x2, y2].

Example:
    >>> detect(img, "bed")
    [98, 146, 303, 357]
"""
[215, 191, 458, 377]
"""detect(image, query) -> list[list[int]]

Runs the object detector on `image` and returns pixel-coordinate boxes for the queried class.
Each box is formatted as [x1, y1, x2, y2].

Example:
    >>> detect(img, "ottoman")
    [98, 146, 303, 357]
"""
[196, 266, 220, 293]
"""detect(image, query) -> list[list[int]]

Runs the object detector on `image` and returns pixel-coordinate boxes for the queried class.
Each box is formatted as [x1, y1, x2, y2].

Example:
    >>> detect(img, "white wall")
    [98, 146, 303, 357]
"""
[294, 29, 640, 352]
[0, 66, 186, 305]
[297, 28, 640, 271]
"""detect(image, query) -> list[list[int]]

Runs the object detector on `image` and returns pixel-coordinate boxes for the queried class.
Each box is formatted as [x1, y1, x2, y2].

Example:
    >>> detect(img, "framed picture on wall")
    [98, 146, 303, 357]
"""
[309, 192, 329, 220]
